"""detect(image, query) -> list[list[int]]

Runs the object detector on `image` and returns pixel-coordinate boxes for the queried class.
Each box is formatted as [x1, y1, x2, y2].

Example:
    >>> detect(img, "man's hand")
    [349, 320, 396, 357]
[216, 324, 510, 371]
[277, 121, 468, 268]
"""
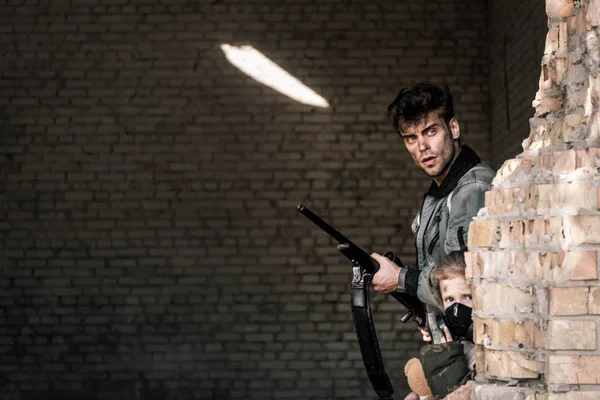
[370, 252, 401, 294]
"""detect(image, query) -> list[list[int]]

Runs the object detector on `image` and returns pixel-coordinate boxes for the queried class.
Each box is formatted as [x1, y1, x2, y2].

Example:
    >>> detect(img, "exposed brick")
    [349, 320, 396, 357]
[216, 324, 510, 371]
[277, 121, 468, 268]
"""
[549, 287, 589, 316]
[547, 355, 600, 384]
[485, 216, 600, 250]
[498, 217, 563, 249]
[562, 215, 600, 247]
[533, 94, 562, 117]
[545, 319, 597, 350]
[471, 384, 544, 400]
[546, 0, 575, 19]
[479, 349, 540, 379]
[549, 393, 600, 400]
[467, 250, 597, 283]
[587, 287, 600, 314]
[443, 381, 473, 400]
[490, 157, 533, 188]
[552, 149, 577, 174]
[473, 318, 542, 348]
[536, 180, 598, 215]
[588, 0, 600, 26]
[472, 284, 534, 315]
[474, 0, 600, 397]
[468, 219, 500, 249]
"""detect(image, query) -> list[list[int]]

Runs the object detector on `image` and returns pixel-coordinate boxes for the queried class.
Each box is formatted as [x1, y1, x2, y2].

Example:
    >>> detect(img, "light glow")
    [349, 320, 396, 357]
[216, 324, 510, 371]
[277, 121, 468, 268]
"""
[221, 44, 329, 108]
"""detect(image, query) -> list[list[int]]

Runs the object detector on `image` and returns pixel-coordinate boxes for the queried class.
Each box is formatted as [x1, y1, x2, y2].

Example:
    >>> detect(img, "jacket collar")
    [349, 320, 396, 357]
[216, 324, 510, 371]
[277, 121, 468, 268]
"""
[426, 145, 481, 198]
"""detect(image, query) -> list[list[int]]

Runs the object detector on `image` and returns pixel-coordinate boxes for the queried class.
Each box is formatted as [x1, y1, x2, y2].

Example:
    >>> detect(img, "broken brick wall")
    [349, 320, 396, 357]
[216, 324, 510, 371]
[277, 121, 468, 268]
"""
[468, 0, 600, 398]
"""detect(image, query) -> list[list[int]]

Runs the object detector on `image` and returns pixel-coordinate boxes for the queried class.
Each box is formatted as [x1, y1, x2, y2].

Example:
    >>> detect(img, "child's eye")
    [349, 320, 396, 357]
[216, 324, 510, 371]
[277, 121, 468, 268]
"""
[465, 295, 472, 301]
[445, 297, 454, 303]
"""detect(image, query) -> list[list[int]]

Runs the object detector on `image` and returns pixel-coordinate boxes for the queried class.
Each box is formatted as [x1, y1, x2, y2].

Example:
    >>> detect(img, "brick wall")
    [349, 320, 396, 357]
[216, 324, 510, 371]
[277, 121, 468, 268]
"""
[469, 0, 600, 398]
[488, 0, 548, 168]
[0, 1, 494, 400]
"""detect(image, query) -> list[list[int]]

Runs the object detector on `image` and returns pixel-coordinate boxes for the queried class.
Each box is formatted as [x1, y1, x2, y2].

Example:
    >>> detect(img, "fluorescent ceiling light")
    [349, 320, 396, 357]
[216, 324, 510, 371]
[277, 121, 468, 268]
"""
[221, 44, 329, 108]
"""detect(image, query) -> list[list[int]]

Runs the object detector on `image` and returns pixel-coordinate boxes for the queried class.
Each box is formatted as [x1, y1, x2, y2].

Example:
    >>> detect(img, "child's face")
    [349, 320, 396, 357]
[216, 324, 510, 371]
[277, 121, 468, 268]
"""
[439, 275, 472, 310]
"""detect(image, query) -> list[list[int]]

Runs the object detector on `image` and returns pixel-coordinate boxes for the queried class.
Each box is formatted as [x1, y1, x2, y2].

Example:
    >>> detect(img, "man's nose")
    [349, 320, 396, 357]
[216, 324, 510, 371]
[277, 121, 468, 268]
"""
[417, 137, 429, 152]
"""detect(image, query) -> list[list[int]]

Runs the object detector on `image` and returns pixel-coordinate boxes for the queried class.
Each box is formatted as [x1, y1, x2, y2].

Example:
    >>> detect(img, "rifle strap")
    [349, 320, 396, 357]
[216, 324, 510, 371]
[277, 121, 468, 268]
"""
[350, 272, 395, 400]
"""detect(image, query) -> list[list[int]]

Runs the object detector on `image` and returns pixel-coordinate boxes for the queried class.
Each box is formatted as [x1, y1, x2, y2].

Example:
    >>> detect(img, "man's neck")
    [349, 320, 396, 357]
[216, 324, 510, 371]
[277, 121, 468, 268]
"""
[433, 145, 462, 186]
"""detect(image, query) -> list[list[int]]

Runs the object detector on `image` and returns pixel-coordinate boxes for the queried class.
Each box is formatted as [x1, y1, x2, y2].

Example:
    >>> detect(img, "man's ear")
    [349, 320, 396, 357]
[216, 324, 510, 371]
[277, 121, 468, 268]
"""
[449, 118, 460, 140]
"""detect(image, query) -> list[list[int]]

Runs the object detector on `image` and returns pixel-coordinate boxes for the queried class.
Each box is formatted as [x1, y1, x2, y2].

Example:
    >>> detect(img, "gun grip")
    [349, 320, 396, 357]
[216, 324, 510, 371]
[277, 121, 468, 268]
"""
[383, 251, 405, 267]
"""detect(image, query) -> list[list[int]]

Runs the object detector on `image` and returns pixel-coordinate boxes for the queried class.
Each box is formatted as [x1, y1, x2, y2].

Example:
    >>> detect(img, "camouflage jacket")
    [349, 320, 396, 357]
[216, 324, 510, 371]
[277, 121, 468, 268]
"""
[420, 341, 474, 399]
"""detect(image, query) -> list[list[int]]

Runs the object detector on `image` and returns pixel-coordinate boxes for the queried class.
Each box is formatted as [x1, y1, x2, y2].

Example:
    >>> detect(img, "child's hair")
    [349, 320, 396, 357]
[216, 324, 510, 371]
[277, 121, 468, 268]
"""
[432, 250, 466, 281]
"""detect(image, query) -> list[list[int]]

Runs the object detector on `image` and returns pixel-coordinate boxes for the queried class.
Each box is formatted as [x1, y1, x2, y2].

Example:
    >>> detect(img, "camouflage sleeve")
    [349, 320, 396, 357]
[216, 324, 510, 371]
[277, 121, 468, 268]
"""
[420, 342, 470, 399]
[444, 181, 491, 254]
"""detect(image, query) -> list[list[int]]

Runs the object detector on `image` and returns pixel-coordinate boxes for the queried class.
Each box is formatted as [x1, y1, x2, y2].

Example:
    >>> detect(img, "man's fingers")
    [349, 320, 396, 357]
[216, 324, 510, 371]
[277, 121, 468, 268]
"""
[371, 252, 385, 262]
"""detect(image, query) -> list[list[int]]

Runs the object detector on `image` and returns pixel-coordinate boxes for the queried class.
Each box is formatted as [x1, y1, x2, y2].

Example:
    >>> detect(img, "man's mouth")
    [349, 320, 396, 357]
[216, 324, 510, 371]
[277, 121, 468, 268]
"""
[422, 156, 437, 166]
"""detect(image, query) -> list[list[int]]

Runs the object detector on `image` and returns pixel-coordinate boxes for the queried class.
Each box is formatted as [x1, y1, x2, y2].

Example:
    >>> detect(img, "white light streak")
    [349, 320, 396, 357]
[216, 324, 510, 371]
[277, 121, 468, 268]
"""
[221, 44, 329, 108]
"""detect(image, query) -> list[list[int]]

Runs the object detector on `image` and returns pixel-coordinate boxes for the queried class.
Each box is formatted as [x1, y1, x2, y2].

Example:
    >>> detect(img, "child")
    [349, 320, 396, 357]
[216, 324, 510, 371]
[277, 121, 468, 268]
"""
[404, 251, 475, 400]
[431, 250, 476, 371]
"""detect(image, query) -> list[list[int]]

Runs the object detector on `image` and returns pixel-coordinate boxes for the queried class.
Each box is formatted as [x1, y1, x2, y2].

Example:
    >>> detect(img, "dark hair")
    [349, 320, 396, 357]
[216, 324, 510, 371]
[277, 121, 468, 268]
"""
[387, 83, 455, 132]
[432, 250, 466, 282]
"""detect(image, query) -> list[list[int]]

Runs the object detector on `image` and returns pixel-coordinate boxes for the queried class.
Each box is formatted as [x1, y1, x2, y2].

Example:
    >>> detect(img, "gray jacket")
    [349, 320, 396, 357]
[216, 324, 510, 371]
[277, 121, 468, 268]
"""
[407, 147, 495, 343]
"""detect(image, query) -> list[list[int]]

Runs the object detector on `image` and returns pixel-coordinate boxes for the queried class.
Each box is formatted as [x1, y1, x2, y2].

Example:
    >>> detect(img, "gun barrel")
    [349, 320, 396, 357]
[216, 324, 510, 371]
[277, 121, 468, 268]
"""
[297, 204, 350, 245]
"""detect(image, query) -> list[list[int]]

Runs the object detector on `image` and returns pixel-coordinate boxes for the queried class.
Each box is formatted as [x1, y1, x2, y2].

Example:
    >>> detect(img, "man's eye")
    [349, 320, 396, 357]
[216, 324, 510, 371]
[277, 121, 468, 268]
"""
[428, 129, 436, 135]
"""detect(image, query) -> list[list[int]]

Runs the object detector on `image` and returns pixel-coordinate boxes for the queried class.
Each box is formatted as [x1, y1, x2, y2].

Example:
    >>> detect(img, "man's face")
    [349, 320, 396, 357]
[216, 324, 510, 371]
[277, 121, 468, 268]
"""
[398, 113, 461, 183]
[439, 275, 472, 311]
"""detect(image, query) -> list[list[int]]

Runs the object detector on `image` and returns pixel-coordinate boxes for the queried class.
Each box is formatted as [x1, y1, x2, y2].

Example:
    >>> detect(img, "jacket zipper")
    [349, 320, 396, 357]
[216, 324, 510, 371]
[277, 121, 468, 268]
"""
[427, 215, 441, 255]
[414, 193, 428, 266]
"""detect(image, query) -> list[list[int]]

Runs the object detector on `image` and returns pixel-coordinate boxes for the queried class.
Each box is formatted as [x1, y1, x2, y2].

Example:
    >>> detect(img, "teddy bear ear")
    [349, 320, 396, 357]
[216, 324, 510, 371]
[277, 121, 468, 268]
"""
[404, 357, 420, 375]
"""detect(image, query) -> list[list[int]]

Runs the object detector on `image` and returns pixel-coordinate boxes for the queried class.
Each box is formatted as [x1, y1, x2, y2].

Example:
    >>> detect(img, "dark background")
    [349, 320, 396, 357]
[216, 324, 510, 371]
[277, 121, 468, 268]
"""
[0, 1, 545, 399]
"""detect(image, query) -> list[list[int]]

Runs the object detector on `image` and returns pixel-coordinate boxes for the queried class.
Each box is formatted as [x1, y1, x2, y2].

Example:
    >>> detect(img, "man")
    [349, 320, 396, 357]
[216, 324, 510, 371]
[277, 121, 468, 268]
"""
[370, 83, 495, 344]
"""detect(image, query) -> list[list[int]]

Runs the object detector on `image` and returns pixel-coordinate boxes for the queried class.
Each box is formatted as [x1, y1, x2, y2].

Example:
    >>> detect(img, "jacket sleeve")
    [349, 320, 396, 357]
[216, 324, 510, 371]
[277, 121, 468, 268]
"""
[444, 180, 491, 254]
[414, 180, 492, 310]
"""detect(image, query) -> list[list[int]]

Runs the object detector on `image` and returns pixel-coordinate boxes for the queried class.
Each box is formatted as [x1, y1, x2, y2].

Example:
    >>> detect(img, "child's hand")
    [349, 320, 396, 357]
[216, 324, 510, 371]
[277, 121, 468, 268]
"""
[439, 326, 454, 343]
[418, 326, 431, 342]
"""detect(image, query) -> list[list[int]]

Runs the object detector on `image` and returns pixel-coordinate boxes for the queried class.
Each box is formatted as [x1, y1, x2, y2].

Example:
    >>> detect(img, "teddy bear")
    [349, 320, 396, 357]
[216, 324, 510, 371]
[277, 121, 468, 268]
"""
[404, 357, 434, 400]
[404, 356, 474, 400]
